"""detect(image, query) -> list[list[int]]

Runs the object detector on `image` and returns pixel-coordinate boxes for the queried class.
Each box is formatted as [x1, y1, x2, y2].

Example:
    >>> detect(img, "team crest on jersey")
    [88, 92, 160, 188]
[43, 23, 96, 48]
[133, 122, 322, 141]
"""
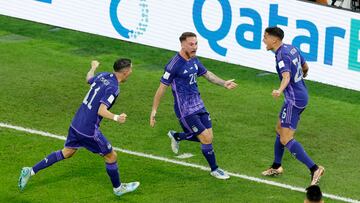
[183, 69, 188, 74]
[192, 125, 198, 133]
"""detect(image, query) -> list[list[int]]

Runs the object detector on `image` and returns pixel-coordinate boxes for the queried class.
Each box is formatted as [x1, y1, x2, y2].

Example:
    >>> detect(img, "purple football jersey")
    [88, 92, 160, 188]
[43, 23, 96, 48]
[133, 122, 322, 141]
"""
[71, 72, 119, 136]
[160, 53, 207, 118]
[275, 44, 308, 108]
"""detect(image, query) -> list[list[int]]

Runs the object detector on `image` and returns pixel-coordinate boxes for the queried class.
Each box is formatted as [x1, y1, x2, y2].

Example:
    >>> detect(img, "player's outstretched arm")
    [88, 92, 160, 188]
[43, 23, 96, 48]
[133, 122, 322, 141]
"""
[203, 71, 237, 89]
[98, 103, 127, 124]
[150, 83, 168, 127]
[86, 60, 100, 82]
[302, 62, 309, 78]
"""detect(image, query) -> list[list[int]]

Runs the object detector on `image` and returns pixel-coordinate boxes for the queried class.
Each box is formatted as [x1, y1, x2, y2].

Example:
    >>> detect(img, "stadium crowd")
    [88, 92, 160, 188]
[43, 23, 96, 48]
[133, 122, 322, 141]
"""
[305, 0, 360, 11]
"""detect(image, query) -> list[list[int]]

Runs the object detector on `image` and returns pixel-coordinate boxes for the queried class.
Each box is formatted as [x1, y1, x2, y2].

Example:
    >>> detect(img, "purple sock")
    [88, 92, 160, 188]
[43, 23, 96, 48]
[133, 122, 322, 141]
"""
[106, 162, 121, 188]
[32, 150, 64, 174]
[173, 132, 186, 141]
[273, 134, 285, 165]
[185, 135, 200, 142]
[201, 144, 218, 171]
[174, 132, 200, 142]
[286, 139, 316, 169]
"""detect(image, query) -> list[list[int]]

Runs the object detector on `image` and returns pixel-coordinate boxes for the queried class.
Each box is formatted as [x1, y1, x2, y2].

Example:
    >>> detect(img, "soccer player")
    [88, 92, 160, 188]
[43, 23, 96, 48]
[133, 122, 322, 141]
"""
[261, 26, 324, 185]
[149, 32, 237, 180]
[18, 59, 140, 196]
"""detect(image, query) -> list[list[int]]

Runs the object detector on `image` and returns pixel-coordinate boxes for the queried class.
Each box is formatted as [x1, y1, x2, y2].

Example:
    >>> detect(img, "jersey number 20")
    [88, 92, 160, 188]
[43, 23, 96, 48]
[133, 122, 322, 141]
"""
[189, 73, 197, 85]
[292, 56, 303, 83]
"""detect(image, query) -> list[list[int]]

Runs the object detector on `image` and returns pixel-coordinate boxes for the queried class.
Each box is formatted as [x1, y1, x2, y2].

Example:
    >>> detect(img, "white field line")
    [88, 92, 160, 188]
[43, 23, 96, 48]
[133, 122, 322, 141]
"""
[0, 122, 359, 203]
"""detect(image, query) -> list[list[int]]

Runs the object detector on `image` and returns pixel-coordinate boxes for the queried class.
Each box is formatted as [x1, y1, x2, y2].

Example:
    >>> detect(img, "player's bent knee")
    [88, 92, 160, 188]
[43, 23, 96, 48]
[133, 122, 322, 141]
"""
[198, 132, 213, 144]
[62, 148, 77, 159]
[276, 127, 281, 134]
[280, 137, 291, 146]
[104, 150, 117, 163]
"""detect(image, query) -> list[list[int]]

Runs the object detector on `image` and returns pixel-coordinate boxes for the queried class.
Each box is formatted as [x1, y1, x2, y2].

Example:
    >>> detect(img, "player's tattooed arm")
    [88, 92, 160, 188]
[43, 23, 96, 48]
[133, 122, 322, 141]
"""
[203, 71, 225, 86]
[203, 71, 237, 89]
[86, 60, 100, 82]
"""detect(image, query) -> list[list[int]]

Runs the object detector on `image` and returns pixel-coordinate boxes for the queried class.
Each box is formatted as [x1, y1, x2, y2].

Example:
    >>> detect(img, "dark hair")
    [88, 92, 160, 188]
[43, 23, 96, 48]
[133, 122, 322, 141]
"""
[265, 26, 284, 40]
[179, 32, 197, 42]
[113, 58, 131, 72]
[306, 185, 322, 202]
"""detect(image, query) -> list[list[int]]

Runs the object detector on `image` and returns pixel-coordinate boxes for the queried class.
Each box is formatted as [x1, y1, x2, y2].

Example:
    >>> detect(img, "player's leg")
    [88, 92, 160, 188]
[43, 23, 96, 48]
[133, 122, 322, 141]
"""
[279, 105, 324, 184]
[262, 119, 285, 176]
[166, 117, 200, 154]
[103, 151, 140, 196]
[197, 128, 229, 180]
[104, 150, 121, 189]
[197, 128, 216, 170]
[18, 148, 74, 191]
[274, 120, 285, 168]
[91, 131, 139, 197]
[171, 118, 200, 142]
[32, 147, 75, 174]
[18, 127, 79, 191]
[196, 112, 229, 179]
[195, 112, 216, 172]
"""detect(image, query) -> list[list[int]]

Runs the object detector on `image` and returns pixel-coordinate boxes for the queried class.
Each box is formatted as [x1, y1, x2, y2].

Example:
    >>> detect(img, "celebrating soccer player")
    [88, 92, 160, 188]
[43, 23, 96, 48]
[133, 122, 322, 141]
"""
[150, 32, 237, 180]
[261, 26, 324, 185]
[18, 59, 140, 196]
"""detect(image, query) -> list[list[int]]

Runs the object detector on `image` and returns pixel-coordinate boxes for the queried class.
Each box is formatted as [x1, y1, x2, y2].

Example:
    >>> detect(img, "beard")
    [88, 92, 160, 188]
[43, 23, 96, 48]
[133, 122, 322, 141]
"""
[185, 50, 196, 59]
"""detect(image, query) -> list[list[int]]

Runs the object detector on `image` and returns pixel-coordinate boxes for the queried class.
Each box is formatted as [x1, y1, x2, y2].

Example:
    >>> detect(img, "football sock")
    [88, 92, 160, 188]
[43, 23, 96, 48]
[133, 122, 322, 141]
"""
[186, 136, 200, 142]
[201, 144, 218, 171]
[273, 133, 284, 167]
[174, 132, 200, 142]
[286, 139, 315, 169]
[32, 150, 64, 174]
[106, 162, 121, 188]
[310, 164, 319, 174]
[271, 163, 282, 169]
[173, 132, 186, 141]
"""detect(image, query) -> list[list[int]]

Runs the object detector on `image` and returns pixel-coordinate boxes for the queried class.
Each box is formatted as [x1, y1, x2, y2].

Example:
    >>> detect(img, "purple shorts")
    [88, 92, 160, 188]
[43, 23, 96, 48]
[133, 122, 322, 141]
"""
[279, 102, 305, 130]
[64, 127, 112, 156]
[179, 111, 212, 139]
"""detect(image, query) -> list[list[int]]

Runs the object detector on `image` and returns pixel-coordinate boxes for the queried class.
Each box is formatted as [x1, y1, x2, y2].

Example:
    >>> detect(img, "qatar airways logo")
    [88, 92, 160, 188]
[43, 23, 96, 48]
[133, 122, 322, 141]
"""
[193, 1, 360, 72]
[110, 0, 149, 39]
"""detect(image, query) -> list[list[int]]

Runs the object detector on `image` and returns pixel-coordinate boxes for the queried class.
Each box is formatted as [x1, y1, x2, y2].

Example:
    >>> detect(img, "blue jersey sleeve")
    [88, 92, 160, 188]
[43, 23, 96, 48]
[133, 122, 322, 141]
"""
[100, 86, 118, 108]
[88, 77, 95, 84]
[196, 59, 207, 76]
[277, 54, 292, 74]
[160, 62, 178, 86]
